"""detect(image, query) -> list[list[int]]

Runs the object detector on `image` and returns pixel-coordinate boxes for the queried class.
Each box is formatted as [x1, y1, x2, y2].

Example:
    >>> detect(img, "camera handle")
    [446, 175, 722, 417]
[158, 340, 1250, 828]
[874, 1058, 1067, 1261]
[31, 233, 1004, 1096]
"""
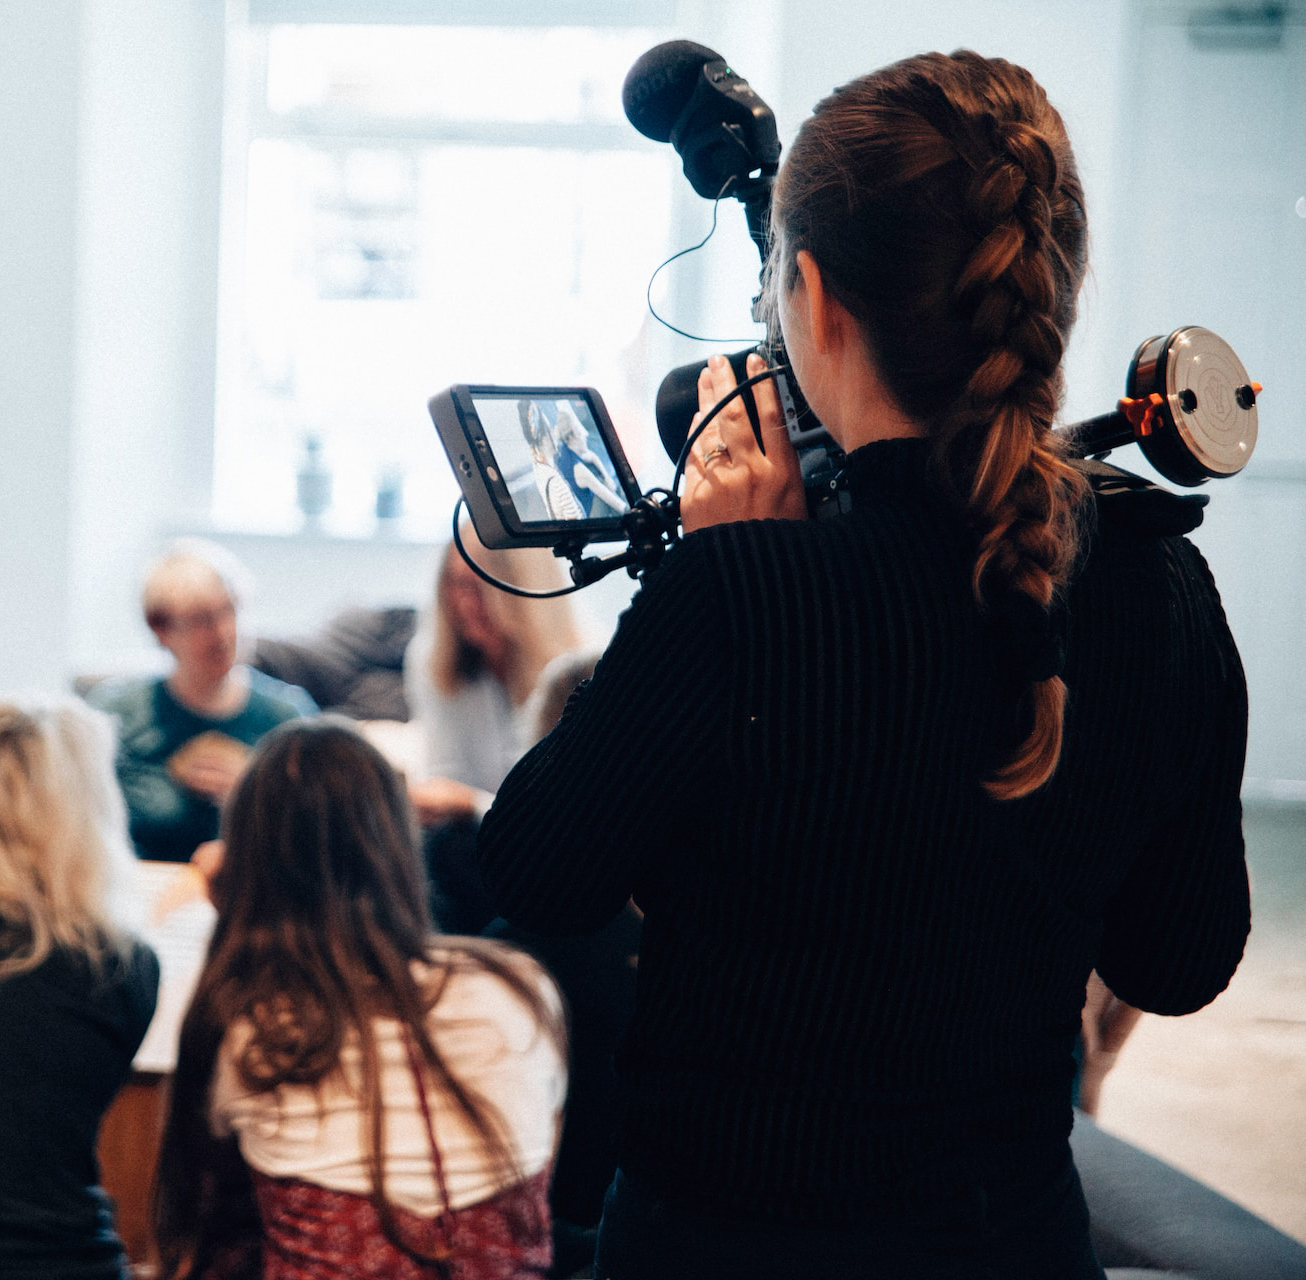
[450, 490, 681, 598]
[456, 328, 1261, 597]
[558, 491, 682, 588]
[449, 495, 677, 597]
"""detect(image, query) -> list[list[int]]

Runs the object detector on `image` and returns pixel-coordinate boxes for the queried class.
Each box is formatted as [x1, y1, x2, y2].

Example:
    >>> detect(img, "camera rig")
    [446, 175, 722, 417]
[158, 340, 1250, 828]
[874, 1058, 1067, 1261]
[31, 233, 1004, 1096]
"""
[435, 41, 1260, 597]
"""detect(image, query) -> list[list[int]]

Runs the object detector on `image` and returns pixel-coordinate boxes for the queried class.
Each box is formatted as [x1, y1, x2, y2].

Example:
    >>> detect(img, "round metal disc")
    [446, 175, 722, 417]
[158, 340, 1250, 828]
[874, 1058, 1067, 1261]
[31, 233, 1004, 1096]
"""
[1163, 326, 1258, 477]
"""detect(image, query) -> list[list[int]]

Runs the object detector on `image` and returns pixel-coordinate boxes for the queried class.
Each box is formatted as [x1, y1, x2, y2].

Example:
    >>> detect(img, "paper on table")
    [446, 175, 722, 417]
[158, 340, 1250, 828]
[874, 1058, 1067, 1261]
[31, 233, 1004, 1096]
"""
[132, 861, 217, 1074]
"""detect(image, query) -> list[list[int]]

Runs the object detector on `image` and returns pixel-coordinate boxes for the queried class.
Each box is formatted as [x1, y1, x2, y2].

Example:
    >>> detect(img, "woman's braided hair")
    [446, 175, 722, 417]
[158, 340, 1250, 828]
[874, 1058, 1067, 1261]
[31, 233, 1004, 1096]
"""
[772, 50, 1089, 799]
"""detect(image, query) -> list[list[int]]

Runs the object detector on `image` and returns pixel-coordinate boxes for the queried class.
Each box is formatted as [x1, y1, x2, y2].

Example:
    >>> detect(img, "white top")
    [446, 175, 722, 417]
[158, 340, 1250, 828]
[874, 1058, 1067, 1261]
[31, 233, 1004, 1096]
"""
[209, 947, 566, 1214]
[532, 459, 584, 521]
[403, 621, 527, 794]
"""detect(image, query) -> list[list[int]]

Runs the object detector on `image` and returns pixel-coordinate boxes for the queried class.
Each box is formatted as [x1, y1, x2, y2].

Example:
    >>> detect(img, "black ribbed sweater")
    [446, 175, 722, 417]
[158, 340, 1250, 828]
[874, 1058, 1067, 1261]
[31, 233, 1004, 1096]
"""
[478, 438, 1249, 1228]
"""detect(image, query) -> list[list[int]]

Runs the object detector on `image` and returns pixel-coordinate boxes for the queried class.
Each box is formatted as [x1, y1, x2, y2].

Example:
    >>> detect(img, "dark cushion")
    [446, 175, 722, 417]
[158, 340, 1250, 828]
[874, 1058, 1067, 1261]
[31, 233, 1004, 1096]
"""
[251, 606, 417, 722]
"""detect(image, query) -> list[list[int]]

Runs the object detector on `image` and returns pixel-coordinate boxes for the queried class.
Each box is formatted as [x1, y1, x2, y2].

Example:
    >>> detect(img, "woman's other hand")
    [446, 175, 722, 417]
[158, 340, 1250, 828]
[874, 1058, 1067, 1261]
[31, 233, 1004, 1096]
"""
[1077, 970, 1144, 1117]
[682, 353, 806, 533]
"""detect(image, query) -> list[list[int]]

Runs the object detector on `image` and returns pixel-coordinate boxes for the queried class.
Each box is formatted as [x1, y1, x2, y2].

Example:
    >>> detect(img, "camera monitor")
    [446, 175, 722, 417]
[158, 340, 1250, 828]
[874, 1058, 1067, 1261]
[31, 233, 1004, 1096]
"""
[430, 385, 643, 549]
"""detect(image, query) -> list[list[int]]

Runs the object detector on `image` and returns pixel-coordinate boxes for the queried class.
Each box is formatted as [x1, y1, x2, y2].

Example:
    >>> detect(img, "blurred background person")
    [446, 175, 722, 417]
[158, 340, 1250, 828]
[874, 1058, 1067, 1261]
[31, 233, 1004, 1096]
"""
[404, 530, 580, 934]
[0, 697, 159, 1280]
[1073, 972, 1144, 1117]
[152, 717, 567, 1280]
[87, 539, 315, 863]
[405, 530, 582, 816]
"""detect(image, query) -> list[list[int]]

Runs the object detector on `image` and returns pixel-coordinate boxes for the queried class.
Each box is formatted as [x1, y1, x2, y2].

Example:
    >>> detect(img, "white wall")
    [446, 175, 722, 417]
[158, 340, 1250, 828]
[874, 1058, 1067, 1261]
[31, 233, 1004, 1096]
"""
[67, 0, 228, 671]
[763, 0, 1306, 792]
[1, 0, 228, 685]
[0, 3, 83, 693]
[1105, 4, 1306, 795]
[2, 0, 1302, 788]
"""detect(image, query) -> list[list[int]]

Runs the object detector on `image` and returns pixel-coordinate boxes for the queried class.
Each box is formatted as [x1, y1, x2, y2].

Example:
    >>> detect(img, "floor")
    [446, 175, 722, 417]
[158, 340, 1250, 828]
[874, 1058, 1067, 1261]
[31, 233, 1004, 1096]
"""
[1094, 801, 1306, 1245]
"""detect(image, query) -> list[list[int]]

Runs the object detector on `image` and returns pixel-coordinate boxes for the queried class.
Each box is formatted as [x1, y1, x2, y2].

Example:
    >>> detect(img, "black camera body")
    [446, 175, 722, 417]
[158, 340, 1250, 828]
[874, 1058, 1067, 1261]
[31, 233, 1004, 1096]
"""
[654, 343, 843, 517]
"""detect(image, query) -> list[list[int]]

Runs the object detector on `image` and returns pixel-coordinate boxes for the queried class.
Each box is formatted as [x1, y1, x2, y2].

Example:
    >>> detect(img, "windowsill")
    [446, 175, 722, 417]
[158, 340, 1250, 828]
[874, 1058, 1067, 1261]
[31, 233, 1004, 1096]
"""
[157, 521, 447, 638]
[172, 517, 446, 548]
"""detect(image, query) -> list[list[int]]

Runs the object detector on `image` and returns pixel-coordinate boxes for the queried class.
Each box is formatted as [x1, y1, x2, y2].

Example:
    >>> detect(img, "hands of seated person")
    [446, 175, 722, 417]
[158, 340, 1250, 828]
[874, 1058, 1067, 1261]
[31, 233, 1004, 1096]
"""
[167, 733, 250, 802]
[681, 352, 806, 533]
[408, 776, 492, 827]
[191, 839, 226, 893]
[150, 839, 225, 921]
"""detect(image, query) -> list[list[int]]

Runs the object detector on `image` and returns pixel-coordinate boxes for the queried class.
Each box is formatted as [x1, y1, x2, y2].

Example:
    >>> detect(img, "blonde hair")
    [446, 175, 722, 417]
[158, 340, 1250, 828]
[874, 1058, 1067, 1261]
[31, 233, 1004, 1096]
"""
[142, 537, 250, 632]
[0, 698, 142, 980]
[430, 525, 582, 707]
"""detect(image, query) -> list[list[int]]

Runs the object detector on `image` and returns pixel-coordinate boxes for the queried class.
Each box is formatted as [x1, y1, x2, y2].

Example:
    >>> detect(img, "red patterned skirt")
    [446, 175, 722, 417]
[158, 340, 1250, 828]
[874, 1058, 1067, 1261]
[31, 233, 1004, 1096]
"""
[234, 1168, 553, 1280]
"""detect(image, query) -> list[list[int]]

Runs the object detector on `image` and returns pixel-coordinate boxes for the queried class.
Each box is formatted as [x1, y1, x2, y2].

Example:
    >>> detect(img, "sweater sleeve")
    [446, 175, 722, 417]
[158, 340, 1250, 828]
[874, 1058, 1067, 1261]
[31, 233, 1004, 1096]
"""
[87, 679, 198, 850]
[477, 533, 729, 934]
[1094, 544, 1251, 1015]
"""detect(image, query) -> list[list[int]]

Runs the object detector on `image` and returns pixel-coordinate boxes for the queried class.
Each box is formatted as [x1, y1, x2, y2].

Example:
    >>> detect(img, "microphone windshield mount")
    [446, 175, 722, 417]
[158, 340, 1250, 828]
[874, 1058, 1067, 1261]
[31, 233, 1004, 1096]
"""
[622, 40, 721, 143]
[622, 40, 781, 212]
[625, 40, 828, 505]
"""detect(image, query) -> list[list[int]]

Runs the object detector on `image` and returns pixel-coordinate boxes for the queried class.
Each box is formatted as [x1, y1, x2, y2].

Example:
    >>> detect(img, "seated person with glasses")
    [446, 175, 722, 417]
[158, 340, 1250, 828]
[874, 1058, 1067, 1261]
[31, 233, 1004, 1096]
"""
[87, 539, 315, 863]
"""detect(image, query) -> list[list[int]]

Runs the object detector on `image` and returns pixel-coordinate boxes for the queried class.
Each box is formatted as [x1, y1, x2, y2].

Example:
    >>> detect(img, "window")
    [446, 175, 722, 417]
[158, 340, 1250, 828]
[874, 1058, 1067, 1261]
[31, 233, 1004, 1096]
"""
[214, 17, 699, 537]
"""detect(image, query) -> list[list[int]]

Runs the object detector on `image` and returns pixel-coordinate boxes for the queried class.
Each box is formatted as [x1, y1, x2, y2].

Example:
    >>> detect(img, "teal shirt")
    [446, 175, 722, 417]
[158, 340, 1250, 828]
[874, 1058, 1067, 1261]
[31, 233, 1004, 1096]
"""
[88, 669, 316, 862]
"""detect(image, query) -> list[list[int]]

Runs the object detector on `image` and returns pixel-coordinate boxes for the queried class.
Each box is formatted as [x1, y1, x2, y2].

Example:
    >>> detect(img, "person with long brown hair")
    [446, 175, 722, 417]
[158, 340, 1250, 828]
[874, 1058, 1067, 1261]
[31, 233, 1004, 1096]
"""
[477, 51, 1250, 1278]
[0, 698, 159, 1280]
[152, 718, 566, 1279]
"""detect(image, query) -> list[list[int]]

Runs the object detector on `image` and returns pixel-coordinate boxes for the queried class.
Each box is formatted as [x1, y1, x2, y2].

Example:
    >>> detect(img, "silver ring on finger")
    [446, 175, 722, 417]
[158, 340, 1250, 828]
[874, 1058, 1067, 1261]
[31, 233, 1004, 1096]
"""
[702, 441, 730, 466]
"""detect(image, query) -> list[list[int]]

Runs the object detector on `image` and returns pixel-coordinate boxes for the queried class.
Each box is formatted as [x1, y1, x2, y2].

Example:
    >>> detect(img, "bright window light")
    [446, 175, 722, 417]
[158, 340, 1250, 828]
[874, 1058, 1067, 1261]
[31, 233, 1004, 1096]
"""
[214, 22, 690, 538]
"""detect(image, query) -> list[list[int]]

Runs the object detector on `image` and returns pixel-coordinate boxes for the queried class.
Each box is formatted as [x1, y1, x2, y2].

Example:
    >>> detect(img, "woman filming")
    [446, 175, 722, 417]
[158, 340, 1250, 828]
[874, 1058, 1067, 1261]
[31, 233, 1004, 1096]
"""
[152, 719, 566, 1279]
[478, 50, 1250, 1279]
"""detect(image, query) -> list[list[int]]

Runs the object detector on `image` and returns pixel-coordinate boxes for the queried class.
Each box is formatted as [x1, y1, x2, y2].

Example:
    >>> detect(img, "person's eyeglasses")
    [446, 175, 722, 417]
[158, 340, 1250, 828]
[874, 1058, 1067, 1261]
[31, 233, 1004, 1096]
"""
[152, 600, 236, 636]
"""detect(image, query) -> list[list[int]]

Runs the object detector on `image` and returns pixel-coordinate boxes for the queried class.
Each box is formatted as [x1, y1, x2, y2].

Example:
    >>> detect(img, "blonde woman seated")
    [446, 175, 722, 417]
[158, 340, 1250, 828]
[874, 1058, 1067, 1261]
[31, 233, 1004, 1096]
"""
[0, 698, 159, 1280]
[153, 719, 566, 1280]
[403, 530, 580, 828]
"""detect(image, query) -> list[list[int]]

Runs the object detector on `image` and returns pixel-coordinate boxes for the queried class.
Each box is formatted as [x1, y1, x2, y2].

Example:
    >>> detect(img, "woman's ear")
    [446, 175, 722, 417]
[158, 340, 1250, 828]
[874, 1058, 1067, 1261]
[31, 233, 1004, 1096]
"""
[794, 249, 858, 359]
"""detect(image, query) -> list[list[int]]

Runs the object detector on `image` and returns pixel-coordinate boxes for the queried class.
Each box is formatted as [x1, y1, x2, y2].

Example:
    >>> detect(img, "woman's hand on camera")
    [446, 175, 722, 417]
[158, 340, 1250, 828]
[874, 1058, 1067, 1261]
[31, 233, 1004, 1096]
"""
[682, 353, 806, 532]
